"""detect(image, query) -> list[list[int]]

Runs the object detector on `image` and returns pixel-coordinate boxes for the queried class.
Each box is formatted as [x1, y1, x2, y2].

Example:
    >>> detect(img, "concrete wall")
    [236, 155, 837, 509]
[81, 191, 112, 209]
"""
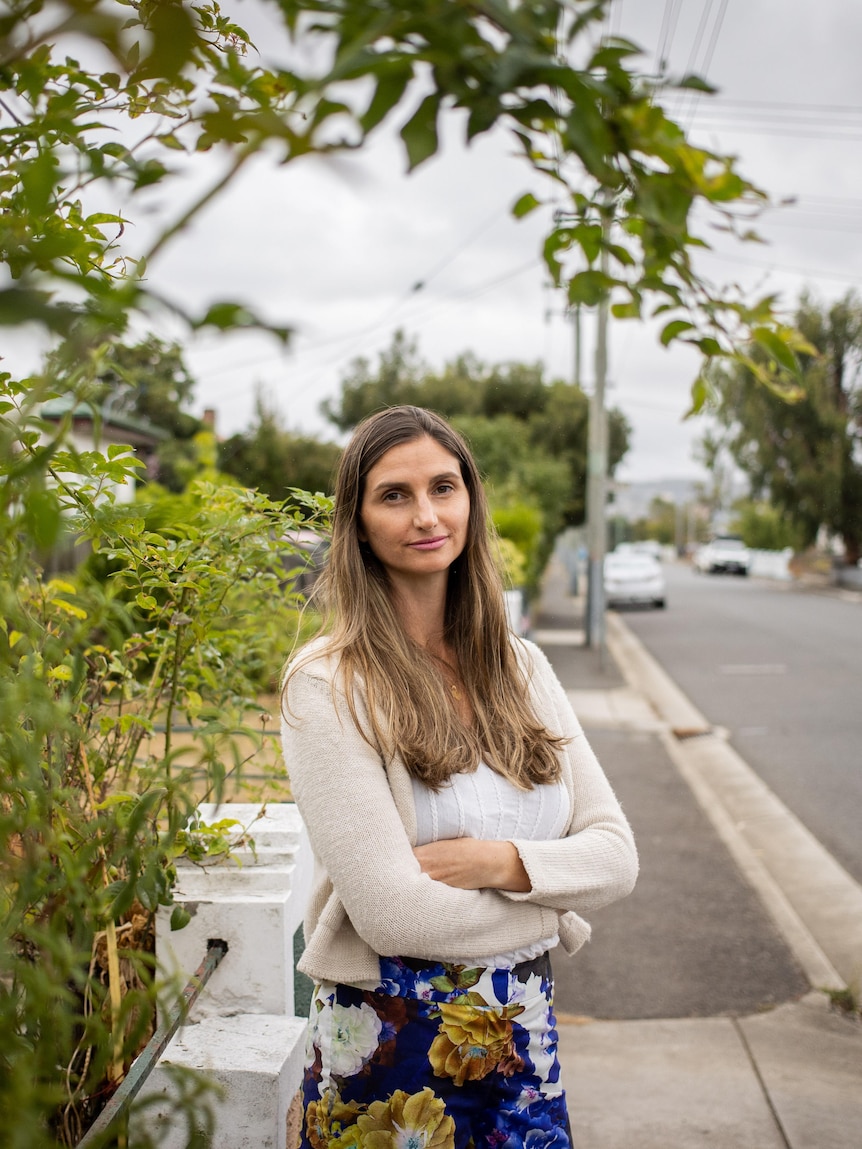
[136, 802, 312, 1149]
[748, 548, 794, 581]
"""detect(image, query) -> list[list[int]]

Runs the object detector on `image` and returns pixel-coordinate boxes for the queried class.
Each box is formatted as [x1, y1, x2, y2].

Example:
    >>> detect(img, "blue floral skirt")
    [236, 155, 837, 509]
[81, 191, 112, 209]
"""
[300, 952, 572, 1149]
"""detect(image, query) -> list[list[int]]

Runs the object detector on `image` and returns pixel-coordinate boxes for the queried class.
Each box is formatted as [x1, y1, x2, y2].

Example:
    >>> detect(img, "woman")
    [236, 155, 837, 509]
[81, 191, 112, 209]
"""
[281, 406, 637, 1149]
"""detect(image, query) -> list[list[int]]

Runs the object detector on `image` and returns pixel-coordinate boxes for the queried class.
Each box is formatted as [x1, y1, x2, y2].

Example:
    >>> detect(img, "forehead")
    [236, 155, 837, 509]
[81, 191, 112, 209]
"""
[365, 435, 462, 482]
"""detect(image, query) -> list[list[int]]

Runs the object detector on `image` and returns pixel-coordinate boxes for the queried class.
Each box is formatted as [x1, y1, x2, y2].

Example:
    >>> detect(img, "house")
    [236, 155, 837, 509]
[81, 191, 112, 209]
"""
[40, 394, 169, 504]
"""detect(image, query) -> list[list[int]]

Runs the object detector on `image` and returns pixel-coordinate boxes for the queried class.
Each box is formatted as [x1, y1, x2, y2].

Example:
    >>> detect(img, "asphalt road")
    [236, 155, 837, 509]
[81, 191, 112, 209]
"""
[618, 564, 862, 886]
[534, 562, 809, 1020]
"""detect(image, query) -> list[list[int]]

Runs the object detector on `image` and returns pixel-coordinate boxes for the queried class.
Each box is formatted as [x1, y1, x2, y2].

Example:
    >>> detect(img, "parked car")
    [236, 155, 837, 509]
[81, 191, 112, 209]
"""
[603, 551, 666, 608]
[693, 534, 751, 576]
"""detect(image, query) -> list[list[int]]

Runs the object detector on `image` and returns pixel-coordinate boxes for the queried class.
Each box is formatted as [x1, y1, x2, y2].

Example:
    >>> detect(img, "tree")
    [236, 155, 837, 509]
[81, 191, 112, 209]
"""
[630, 496, 676, 546]
[99, 337, 199, 440]
[46, 335, 204, 490]
[524, 378, 630, 524]
[220, 394, 342, 499]
[2, 0, 807, 388]
[321, 331, 431, 430]
[706, 292, 862, 564]
[729, 499, 804, 552]
[325, 333, 630, 523]
[324, 333, 630, 584]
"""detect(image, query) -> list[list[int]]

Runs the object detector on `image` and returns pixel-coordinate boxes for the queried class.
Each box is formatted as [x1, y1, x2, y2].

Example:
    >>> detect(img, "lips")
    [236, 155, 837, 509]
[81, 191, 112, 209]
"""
[408, 536, 449, 550]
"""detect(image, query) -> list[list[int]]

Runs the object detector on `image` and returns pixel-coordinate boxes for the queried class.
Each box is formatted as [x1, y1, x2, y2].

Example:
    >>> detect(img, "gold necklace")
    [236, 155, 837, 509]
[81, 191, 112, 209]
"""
[429, 651, 463, 702]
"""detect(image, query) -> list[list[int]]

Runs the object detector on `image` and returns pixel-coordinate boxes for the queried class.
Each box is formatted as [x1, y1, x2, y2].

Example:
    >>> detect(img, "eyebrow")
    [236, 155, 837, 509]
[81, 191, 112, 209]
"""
[370, 470, 461, 493]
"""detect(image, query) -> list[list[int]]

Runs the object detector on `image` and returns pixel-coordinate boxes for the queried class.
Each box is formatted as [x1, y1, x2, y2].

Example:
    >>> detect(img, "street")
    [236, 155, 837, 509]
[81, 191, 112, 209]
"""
[618, 563, 862, 885]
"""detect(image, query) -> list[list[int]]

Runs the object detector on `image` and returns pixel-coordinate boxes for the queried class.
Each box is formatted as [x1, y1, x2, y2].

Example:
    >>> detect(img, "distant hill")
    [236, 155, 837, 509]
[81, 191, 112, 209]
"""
[610, 478, 704, 521]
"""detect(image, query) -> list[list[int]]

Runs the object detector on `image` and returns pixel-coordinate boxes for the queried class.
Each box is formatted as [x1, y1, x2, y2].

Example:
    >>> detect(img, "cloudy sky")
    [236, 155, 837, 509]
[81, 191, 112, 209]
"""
[17, 0, 862, 482]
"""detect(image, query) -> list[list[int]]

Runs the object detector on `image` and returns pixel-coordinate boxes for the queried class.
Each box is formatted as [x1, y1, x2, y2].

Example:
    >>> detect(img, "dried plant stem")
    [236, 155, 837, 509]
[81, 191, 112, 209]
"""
[104, 918, 124, 1087]
[79, 746, 125, 1087]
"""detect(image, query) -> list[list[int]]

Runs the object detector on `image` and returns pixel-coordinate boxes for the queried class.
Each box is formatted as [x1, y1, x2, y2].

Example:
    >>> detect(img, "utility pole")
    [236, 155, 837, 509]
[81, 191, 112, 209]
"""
[585, 239, 609, 651]
[572, 302, 582, 389]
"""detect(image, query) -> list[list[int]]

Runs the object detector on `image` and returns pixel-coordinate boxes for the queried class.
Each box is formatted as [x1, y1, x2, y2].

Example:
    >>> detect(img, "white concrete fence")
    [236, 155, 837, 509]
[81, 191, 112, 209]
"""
[135, 802, 313, 1149]
[747, 547, 794, 580]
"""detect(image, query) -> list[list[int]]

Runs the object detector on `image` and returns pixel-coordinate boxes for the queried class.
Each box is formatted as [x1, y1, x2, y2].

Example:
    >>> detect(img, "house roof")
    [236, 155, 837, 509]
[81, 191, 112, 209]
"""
[41, 395, 170, 446]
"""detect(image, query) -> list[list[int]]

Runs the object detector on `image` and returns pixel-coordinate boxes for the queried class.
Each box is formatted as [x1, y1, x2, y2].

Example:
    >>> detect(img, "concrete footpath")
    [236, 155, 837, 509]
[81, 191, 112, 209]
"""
[533, 557, 862, 1149]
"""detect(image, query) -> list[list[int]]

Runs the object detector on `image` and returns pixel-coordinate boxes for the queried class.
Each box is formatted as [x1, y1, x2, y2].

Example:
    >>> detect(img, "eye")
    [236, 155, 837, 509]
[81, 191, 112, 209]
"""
[434, 482, 455, 495]
[381, 489, 404, 502]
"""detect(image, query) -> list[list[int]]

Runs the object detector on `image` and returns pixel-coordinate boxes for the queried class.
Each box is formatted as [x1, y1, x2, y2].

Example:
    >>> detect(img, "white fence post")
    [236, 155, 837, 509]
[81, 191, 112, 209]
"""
[135, 802, 311, 1149]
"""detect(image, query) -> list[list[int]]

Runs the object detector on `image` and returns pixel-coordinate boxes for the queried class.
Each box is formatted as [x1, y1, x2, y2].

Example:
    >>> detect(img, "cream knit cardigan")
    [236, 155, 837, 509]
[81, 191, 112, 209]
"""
[281, 636, 638, 986]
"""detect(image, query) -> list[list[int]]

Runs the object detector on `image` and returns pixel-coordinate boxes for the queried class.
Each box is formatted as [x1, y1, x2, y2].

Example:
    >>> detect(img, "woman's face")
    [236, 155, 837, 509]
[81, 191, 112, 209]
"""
[358, 435, 471, 586]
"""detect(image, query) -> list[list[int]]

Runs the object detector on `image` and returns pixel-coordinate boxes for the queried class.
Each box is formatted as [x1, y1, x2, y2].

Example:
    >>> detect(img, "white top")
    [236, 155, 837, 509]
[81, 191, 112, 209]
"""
[411, 763, 569, 966]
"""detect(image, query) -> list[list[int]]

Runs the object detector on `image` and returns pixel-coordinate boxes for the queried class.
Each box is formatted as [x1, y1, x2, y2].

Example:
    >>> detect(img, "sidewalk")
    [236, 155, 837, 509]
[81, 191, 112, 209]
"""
[533, 557, 862, 1149]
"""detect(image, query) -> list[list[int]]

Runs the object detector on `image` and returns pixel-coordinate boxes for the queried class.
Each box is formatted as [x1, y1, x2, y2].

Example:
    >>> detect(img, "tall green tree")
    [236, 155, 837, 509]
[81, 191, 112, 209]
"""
[524, 377, 630, 524]
[729, 499, 804, 552]
[325, 333, 629, 527]
[707, 292, 862, 564]
[220, 395, 342, 499]
[323, 333, 629, 586]
[98, 337, 199, 440]
[2, 0, 809, 389]
[47, 335, 204, 491]
[321, 331, 431, 430]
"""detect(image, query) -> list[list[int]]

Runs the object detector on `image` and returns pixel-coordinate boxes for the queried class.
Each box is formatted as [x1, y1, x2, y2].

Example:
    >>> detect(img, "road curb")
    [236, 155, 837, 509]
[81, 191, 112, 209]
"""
[605, 611, 862, 994]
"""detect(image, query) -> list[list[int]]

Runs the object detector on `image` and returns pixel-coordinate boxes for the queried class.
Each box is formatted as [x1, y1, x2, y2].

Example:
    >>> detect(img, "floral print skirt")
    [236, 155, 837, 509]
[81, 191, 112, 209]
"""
[300, 951, 572, 1149]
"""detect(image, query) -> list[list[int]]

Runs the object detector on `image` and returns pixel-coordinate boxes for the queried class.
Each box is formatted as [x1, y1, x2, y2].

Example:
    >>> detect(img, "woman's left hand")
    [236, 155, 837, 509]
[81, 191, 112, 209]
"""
[413, 838, 531, 892]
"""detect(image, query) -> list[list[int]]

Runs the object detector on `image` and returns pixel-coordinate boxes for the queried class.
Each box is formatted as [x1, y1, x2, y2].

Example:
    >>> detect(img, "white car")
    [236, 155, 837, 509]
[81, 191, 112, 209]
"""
[603, 551, 666, 609]
[694, 535, 751, 576]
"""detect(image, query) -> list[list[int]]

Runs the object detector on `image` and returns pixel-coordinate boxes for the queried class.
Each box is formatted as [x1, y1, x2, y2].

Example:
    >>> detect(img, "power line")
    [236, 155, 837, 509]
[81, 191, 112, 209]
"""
[611, 0, 624, 38]
[794, 194, 862, 211]
[690, 121, 862, 144]
[656, 0, 683, 75]
[700, 247, 862, 287]
[680, 0, 731, 129]
[196, 257, 541, 407]
[276, 259, 541, 408]
[190, 197, 519, 380]
[700, 0, 731, 77]
[701, 98, 862, 115]
[682, 0, 715, 79]
[750, 213, 862, 235]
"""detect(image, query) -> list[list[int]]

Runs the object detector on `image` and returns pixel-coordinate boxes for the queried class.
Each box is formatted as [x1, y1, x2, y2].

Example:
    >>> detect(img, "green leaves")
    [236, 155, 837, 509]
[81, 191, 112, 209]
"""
[194, 302, 293, 343]
[0, 0, 791, 397]
[23, 487, 63, 549]
[1, 354, 333, 1139]
[134, 0, 199, 82]
[400, 93, 441, 171]
[361, 62, 413, 133]
[19, 152, 59, 216]
[704, 291, 862, 561]
[660, 319, 695, 346]
[567, 269, 614, 307]
[170, 904, 192, 931]
[751, 326, 802, 375]
[512, 192, 541, 219]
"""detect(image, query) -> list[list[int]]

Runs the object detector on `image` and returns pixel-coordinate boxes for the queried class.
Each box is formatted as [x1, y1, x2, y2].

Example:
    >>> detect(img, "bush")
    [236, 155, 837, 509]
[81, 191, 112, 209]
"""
[491, 502, 551, 594]
[0, 373, 331, 1145]
[730, 499, 804, 551]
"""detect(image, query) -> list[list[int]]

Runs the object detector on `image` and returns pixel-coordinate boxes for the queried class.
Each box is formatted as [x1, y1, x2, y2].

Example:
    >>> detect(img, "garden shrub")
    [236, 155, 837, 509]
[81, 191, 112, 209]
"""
[0, 373, 331, 1146]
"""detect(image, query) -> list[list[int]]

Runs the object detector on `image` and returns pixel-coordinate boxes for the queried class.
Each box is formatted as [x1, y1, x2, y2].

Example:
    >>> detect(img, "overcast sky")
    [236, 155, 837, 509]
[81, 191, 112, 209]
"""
[14, 0, 862, 482]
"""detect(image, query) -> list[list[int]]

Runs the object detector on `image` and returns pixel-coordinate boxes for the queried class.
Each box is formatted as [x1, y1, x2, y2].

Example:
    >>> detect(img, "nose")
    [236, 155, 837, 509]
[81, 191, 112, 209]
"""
[414, 495, 438, 530]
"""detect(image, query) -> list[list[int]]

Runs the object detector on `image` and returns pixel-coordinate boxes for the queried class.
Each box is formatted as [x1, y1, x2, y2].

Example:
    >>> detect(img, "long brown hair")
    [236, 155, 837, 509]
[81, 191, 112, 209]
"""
[284, 406, 565, 789]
